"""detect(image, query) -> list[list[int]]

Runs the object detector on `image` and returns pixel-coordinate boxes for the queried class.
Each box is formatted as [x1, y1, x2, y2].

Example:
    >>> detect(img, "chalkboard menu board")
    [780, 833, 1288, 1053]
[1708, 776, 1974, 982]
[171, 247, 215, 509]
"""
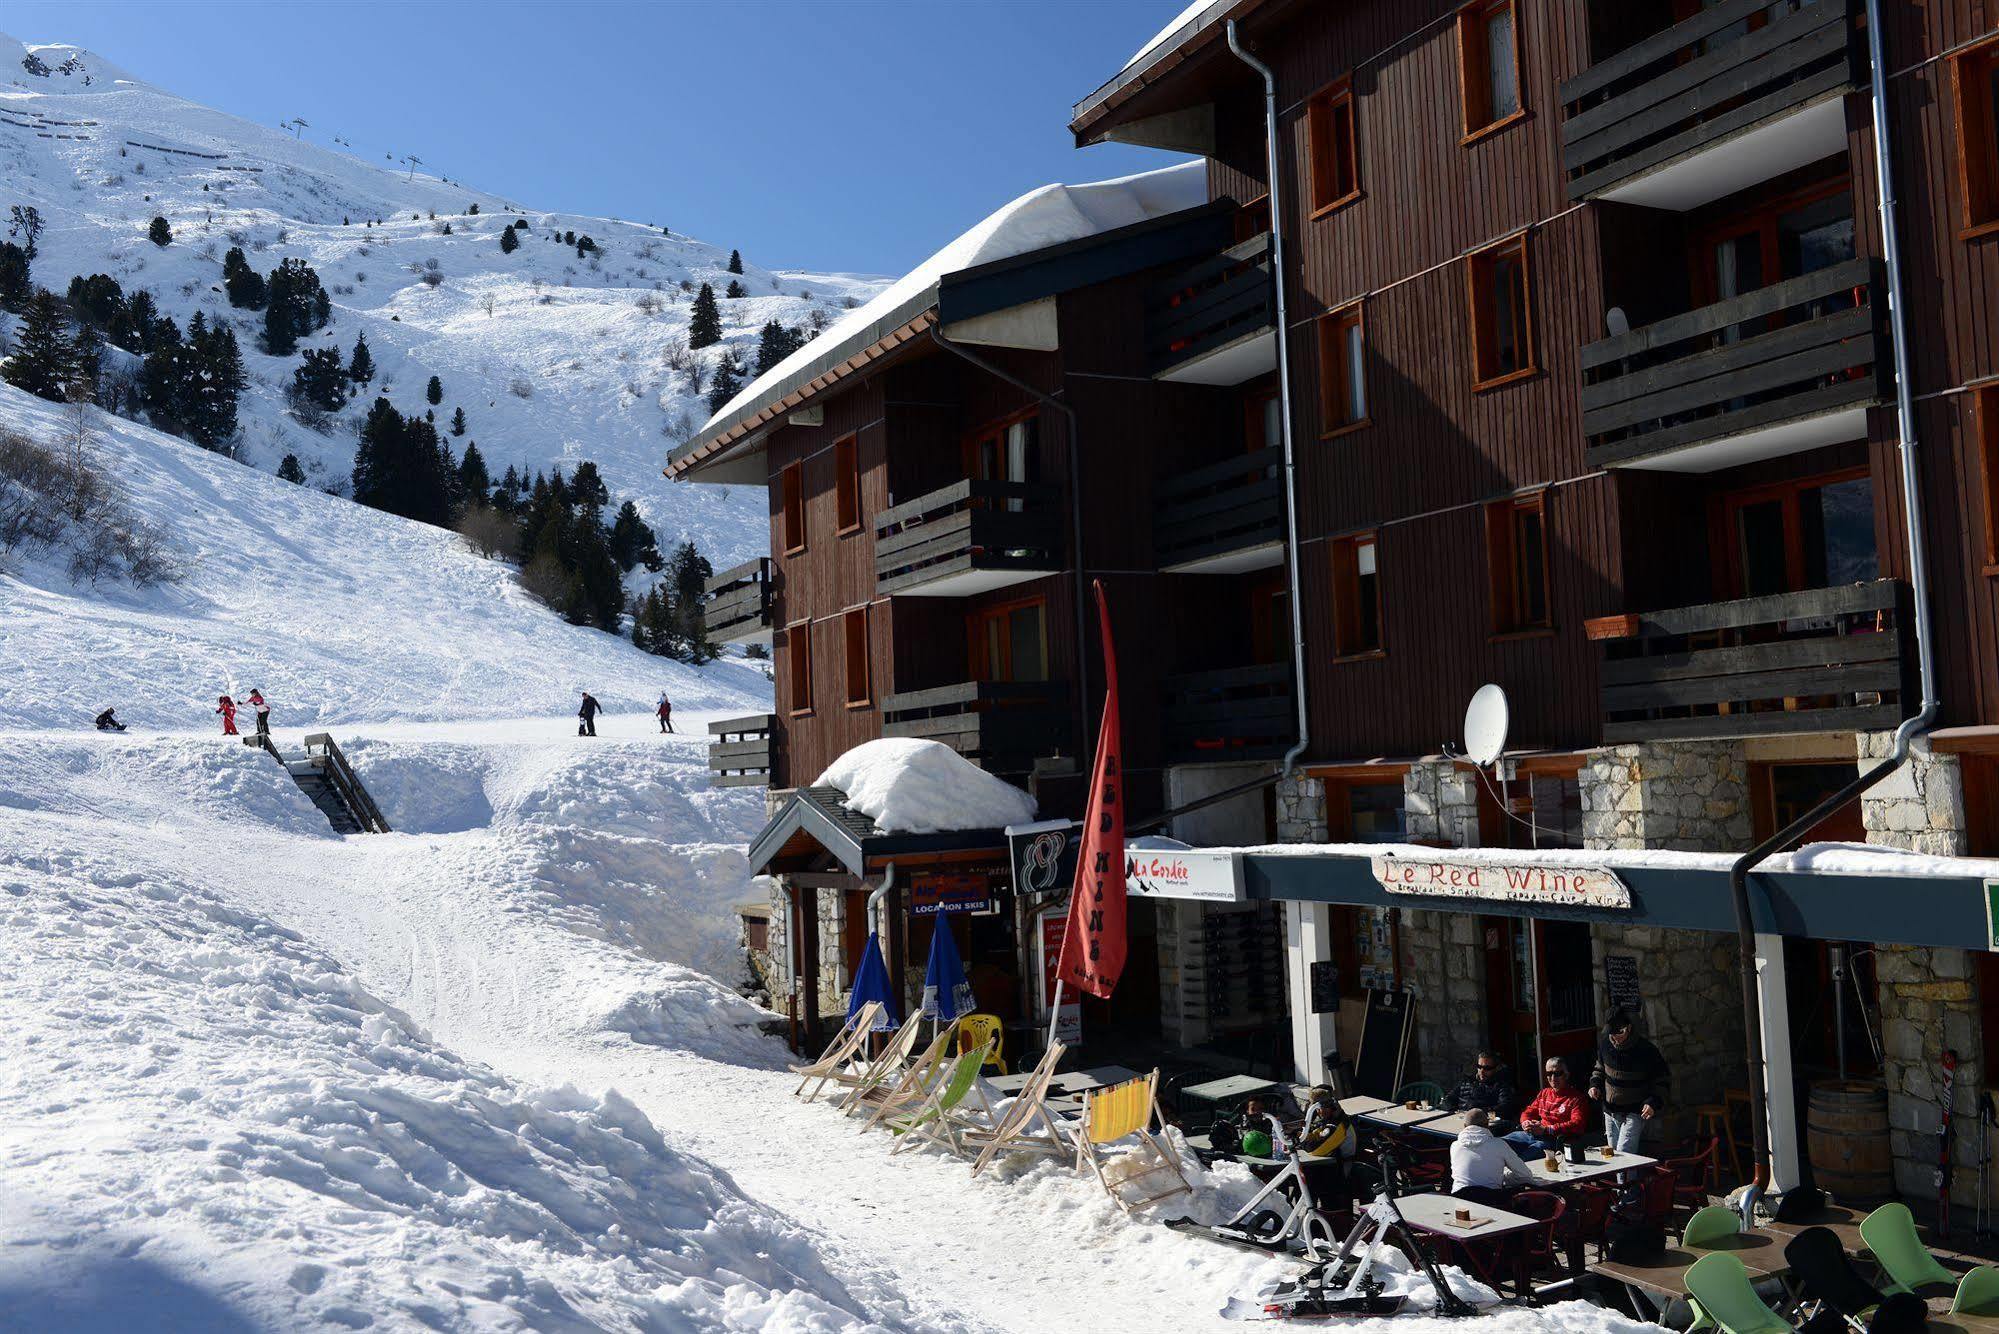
[1604, 953, 1640, 1017]
[1309, 960, 1340, 1015]
[1353, 987, 1413, 1100]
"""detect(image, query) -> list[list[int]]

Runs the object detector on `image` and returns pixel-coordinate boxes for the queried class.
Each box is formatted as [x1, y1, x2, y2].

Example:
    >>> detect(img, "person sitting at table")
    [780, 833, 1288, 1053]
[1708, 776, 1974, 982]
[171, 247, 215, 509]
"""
[1442, 1049, 1519, 1127]
[1505, 1057, 1591, 1155]
[1238, 1093, 1289, 1155]
[1450, 1109, 1536, 1208]
[1298, 1085, 1364, 1211]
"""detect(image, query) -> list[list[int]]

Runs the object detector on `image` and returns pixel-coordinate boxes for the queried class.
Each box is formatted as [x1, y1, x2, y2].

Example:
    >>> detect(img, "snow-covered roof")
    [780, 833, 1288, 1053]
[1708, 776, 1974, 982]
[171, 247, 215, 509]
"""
[1124, 0, 1226, 71]
[817, 738, 1036, 837]
[667, 162, 1207, 479]
[1069, 0, 1260, 137]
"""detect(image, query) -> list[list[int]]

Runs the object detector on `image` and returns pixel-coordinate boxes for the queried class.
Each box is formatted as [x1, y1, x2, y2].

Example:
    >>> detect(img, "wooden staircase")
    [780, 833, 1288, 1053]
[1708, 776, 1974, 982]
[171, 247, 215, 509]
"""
[248, 732, 391, 834]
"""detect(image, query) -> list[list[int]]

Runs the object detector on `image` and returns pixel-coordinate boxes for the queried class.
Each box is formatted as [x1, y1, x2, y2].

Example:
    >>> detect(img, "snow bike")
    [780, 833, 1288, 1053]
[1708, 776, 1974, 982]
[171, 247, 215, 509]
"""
[1169, 1145, 1345, 1260]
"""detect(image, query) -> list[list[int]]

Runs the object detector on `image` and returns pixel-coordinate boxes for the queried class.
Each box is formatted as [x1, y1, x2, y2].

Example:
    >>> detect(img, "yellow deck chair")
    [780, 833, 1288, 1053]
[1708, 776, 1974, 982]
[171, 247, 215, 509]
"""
[1074, 1069, 1192, 1213]
[955, 1013, 1007, 1075]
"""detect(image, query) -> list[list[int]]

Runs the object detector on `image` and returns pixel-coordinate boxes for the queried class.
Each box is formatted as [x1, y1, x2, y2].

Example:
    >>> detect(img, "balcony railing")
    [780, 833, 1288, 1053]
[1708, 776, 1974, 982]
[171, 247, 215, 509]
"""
[709, 713, 775, 788]
[881, 680, 1071, 776]
[1589, 580, 1907, 744]
[1163, 663, 1296, 765]
[701, 557, 773, 645]
[1146, 232, 1276, 382]
[873, 479, 1064, 597]
[1154, 445, 1286, 574]
[1580, 258, 1881, 470]
[1559, 0, 1859, 205]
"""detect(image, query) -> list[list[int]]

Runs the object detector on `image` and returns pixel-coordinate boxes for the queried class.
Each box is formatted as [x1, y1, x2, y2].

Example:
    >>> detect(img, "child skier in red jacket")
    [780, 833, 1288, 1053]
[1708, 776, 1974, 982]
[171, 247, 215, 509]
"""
[216, 694, 238, 736]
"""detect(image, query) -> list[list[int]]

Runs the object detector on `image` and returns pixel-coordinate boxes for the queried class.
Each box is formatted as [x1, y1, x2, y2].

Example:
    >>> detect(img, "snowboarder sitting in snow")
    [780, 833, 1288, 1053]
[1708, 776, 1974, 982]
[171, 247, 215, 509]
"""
[94, 708, 126, 732]
[216, 694, 239, 736]
[577, 690, 602, 737]
[656, 691, 673, 734]
[245, 688, 271, 737]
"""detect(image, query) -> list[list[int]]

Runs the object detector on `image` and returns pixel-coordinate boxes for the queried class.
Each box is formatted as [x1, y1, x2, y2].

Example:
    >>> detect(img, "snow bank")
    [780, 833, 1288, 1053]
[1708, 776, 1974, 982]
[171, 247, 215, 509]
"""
[701, 161, 1207, 436]
[0, 386, 771, 731]
[817, 737, 1037, 835]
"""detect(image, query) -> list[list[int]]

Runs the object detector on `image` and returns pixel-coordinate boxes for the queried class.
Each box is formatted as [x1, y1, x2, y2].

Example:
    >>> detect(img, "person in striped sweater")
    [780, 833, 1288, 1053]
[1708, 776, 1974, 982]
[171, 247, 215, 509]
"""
[1588, 1008, 1669, 1155]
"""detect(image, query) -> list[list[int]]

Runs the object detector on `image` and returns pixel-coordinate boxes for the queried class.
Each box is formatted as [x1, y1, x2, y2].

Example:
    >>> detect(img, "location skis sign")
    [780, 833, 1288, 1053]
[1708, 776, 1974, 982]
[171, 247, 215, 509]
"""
[1370, 853, 1633, 910]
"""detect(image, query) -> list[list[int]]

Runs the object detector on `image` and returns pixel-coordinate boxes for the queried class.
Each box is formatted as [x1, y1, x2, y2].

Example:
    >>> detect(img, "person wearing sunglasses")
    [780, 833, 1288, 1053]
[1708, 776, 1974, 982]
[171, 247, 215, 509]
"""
[1441, 1049, 1518, 1128]
[1589, 1008, 1669, 1155]
[1505, 1058, 1589, 1154]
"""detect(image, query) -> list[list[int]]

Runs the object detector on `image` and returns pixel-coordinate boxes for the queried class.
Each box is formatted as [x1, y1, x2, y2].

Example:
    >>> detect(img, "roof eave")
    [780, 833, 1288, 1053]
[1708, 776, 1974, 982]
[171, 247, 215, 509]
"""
[1069, 0, 1265, 145]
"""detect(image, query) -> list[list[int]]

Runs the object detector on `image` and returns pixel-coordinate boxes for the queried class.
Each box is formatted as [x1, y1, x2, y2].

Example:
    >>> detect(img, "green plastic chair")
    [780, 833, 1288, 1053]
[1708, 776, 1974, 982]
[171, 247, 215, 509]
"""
[1682, 1252, 1794, 1334]
[1683, 1204, 1742, 1249]
[1952, 1265, 1999, 1315]
[1859, 1203, 1958, 1295]
[1395, 1081, 1444, 1107]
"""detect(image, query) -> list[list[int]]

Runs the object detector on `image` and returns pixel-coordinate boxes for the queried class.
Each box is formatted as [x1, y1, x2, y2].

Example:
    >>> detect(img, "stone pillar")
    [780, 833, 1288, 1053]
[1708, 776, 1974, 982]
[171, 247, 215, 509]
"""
[1404, 760, 1479, 847]
[1581, 740, 1751, 1144]
[1396, 760, 1485, 1080]
[1275, 774, 1329, 842]
[1861, 731, 1979, 1197]
[818, 885, 848, 1016]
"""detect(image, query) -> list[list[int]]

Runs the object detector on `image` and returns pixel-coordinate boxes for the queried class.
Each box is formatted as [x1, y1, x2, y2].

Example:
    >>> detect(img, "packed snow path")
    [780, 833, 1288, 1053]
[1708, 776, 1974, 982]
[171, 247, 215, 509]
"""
[0, 716, 1660, 1332]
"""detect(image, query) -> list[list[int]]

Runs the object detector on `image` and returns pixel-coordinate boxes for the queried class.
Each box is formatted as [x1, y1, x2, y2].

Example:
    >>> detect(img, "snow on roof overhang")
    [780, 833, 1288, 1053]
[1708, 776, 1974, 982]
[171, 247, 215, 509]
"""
[747, 788, 1011, 879]
[1069, 0, 1268, 144]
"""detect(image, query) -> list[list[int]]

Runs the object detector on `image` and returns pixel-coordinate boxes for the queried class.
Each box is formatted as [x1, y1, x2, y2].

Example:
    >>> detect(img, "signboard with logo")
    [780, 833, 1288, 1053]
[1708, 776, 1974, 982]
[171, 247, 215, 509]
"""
[1035, 907, 1082, 1043]
[1007, 818, 1080, 899]
[1125, 848, 1245, 903]
[908, 872, 988, 916]
[1371, 854, 1633, 910]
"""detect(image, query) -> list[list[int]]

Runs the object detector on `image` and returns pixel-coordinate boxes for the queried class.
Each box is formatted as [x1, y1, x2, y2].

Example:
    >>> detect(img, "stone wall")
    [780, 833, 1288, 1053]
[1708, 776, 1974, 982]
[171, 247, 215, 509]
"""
[1859, 733, 1966, 858]
[1275, 775, 1329, 842]
[1403, 760, 1479, 847]
[1588, 922, 1744, 1142]
[1398, 910, 1487, 1082]
[1582, 740, 1751, 851]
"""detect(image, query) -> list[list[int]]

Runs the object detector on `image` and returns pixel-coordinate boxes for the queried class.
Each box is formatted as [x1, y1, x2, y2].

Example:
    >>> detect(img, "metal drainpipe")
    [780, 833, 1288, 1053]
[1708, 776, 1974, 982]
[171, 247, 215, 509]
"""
[1728, 0, 1940, 1223]
[1225, 21, 1311, 782]
[928, 327, 1093, 774]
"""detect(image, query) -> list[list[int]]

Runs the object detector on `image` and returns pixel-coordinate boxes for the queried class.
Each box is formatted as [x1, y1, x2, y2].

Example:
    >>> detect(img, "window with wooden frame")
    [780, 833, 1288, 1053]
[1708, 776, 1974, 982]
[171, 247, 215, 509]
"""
[1717, 466, 1877, 598]
[834, 435, 861, 535]
[1328, 533, 1382, 658]
[842, 607, 871, 707]
[1234, 193, 1272, 243]
[1318, 766, 1411, 841]
[1317, 303, 1368, 435]
[1307, 80, 1361, 215]
[1954, 34, 1999, 238]
[780, 460, 805, 554]
[1466, 234, 1536, 389]
[1978, 388, 1999, 572]
[1457, 0, 1524, 143]
[785, 619, 813, 715]
[968, 597, 1048, 683]
[1485, 491, 1551, 634]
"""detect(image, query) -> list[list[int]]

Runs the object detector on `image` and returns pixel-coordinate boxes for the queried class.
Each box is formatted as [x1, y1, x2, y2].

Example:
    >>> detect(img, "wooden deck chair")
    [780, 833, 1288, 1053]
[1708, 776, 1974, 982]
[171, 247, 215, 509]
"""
[967, 1040, 1076, 1177]
[814, 1010, 924, 1108]
[845, 1024, 955, 1122]
[1074, 1069, 1191, 1213]
[789, 1001, 884, 1101]
[885, 1043, 997, 1160]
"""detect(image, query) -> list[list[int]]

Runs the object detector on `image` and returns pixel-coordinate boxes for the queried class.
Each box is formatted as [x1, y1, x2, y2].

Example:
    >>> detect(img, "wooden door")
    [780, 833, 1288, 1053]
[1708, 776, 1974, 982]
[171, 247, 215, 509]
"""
[1481, 916, 1537, 1077]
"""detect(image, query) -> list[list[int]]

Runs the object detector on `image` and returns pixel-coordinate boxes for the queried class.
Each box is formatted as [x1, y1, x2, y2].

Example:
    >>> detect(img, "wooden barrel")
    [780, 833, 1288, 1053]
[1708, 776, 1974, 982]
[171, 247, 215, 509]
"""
[1807, 1080, 1893, 1201]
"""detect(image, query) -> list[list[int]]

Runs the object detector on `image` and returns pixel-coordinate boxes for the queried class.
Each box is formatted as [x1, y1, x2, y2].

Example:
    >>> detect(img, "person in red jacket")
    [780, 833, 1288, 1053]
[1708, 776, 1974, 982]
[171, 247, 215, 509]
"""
[1505, 1057, 1591, 1154]
[216, 694, 238, 736]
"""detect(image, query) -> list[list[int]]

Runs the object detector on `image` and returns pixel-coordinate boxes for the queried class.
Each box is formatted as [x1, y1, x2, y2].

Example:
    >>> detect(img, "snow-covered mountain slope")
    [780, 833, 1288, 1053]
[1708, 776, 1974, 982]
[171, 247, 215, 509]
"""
[0, 385, 770, 732]
[0, 35, 881, 567]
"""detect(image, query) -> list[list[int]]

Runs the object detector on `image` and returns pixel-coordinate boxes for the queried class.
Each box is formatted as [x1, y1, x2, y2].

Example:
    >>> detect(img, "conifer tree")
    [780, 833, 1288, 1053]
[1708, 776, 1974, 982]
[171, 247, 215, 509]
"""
[292, 347, 349, 412]
[148, 215, 172, 247]
[140, 315, 186, 428]
[347, 333, 374, 385]
[0, 241, 30, 312]
[185, 317, 243, 448]
[688, 282, 722, 348]
[457, 440, 490, 503]
[726, 249, 744, 274]
[609, 499, 661, 573]
[499, 225, 519, 255]
[569, 460, 610, 510]
[222, 247, 266, 308]
[426, 374, 443, 406]
[277, 454, 306, 484]
[706, 357, 741, 413]
[261, 295, 297, 356]
[754, 320, 805, 375]
[666, 540, 715, 664]
[725, 279, 746, 300]
[449, 406, 465, 436]
[2, 290, 75, 401]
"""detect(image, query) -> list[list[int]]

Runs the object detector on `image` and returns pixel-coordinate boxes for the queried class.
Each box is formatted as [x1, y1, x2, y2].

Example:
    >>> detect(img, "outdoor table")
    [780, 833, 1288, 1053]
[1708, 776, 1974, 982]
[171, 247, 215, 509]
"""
[1075, 1064, 1142, 1087]
[1403, 1111, 1476, 1138]
[1396, 1192, 1540, 1301]
[1588, 1231, 1791, 1321]
[1358, 1104, 1451, 1130]
[1927, 1316, 1999, 1332]
[983, 1072, 1036, 1097]
[1339, 1094, 1394, 1117]
[1179, 1073, 1287, 1119]
[1518, 1148, 1656, 1273]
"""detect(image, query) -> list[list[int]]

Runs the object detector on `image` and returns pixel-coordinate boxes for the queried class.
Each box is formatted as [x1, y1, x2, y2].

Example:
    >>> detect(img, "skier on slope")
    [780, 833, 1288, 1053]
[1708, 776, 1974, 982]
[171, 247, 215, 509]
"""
[656, 691, 673, 734]
[577, 690, 602, 737]
[245, 688, 271, 738]
[216, 694, 239, 736]
[94, 708, 126, 732]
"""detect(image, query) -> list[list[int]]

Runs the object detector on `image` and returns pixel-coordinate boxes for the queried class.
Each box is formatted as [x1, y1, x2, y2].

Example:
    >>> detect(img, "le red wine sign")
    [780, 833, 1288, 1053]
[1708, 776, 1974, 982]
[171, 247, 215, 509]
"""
[1370, 855, 1632, 909]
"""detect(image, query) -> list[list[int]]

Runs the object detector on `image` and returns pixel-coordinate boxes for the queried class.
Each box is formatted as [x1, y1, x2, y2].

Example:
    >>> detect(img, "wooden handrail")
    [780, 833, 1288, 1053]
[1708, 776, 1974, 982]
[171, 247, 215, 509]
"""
[302, 731, 392, 833]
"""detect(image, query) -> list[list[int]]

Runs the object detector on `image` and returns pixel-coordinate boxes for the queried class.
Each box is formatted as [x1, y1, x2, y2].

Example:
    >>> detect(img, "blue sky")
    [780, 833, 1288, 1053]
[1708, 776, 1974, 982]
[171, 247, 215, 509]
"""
[10, 0, 1192, 277]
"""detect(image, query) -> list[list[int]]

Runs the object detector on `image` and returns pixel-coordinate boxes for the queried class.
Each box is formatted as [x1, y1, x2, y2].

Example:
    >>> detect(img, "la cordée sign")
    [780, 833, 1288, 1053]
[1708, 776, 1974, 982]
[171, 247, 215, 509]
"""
[1125, 849, 1244, 903]
[1371, 854, 1632, 910]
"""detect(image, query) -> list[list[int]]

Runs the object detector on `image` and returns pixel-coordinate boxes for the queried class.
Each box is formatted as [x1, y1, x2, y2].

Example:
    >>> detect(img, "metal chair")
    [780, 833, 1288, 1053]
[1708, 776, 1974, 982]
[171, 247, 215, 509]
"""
[1665, 1137, 1723, 1212]
[1509, 1190, 1568, 1275]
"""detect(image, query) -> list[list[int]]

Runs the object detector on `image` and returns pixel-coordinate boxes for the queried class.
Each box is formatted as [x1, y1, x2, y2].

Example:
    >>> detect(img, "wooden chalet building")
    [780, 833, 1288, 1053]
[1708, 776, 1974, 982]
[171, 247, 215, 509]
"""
[672, 0, 1999, 1198]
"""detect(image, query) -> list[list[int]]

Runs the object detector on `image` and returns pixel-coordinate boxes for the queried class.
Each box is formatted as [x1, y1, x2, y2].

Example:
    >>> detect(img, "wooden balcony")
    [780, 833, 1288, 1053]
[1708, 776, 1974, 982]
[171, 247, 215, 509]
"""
[709, 714, 775, 788]
[1559, 0, 1859, 209]
[1163, 663, 1296, 765]
[1146, 232, 1276, 384]
[1154, 445, 1285, 574]
[1591, 580, 1908, 744]
[701, 557, 772, 645]
[881, 680, 1071, 776]
[1580, 258, 1882, 472]
[873, 479, 1064, 598]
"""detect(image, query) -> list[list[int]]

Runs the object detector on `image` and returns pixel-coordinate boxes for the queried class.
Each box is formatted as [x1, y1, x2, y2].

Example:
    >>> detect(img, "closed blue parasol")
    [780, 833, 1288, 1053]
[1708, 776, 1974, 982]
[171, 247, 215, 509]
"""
[921, 917, 975, 1024]
[846, 931, 900, 1032]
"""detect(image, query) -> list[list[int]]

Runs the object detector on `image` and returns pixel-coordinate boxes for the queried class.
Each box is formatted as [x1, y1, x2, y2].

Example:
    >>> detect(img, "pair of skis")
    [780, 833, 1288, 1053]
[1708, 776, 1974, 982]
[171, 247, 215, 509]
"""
[1938, 1049, 1957, 1239]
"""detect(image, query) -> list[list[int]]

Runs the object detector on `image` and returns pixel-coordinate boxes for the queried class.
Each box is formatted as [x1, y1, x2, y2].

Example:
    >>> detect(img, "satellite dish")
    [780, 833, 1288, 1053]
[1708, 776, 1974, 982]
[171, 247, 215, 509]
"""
[1606, 306, 1631, 338]
[1464, 684, 1510, 767]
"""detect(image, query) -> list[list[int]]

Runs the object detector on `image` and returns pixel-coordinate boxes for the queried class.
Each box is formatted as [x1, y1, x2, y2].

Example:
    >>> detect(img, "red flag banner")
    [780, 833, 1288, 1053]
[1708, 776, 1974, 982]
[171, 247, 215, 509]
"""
[1055, 580, 1125, 1000]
